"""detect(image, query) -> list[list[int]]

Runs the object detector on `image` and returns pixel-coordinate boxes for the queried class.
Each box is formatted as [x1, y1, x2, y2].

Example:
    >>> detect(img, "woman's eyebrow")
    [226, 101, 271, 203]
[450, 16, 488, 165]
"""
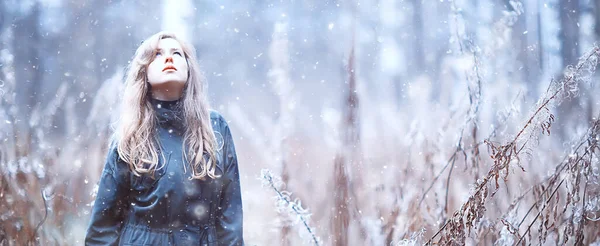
[155, 48, 182, 52]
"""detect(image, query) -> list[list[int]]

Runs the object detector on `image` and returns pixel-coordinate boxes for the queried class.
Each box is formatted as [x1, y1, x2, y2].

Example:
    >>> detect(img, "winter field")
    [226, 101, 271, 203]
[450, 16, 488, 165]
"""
[1, 0, 600, 245]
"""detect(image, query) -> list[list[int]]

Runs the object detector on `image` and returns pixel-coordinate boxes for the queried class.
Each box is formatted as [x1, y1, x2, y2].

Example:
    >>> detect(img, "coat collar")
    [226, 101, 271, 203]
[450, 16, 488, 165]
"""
[150, 97, 185, 135]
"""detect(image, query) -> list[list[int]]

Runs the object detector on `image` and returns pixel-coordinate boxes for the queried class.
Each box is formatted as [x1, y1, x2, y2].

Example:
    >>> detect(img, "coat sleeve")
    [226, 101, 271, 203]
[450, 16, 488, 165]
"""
[216, 121, 245, 246]
[85, 142, 129, 246]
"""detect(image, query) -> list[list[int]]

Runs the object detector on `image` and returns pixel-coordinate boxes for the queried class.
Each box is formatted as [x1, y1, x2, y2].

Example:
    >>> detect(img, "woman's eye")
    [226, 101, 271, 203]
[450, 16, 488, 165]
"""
[155, 51, 162, 57]
[174, 51, 182, 56]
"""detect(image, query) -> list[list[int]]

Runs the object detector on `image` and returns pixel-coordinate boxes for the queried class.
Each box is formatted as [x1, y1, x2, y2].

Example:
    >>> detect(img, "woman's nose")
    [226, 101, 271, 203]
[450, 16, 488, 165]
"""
[165, 56, 173, 63]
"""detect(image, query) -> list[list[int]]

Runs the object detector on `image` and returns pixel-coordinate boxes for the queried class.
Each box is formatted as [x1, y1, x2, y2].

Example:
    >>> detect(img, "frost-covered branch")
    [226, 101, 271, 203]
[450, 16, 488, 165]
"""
[428, 45, 600, 245]
[260, 169, 320, 246]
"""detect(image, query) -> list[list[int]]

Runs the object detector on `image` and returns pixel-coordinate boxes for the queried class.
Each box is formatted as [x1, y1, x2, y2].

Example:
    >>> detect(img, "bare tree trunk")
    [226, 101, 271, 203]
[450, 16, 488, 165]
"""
[537, 0, 544, 72]
[0, 1, 4, 34]
[5, 4, 43, 243]
[344, 40, 360, 161]
[13, 3, 42, 157]
[331, 11, 362, 244]
[411, 0, 425, 73]
[92, 0, 107, 84]
[591, 0, 600, 126]
[595, 0, 600, 40]
[331, 153, 350, 246]
[0, 1, 4, 86]
[280, 161, 291, 246]
[431, 0, 451, 101]
[60, 0, 105, 133]
[524, 0, 543, 95]
[268, 21, 294, 246]
[504, 0, 532, 83]
[557, 0, 581, 141]
[560, 0, 580, 67]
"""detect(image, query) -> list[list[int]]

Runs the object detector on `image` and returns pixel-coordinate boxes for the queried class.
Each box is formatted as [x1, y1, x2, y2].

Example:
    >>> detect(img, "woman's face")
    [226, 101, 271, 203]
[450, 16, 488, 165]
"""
[147, 38, 189, 90]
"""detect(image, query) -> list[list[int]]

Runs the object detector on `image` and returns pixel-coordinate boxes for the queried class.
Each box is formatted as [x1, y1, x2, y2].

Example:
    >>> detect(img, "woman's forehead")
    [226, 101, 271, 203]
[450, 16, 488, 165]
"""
[156, 38, 183, 50]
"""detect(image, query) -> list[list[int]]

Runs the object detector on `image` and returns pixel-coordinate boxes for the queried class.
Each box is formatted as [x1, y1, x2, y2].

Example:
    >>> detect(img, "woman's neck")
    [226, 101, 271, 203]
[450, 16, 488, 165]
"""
[150, 84, 184, 101]
[150, 97, 185, 135]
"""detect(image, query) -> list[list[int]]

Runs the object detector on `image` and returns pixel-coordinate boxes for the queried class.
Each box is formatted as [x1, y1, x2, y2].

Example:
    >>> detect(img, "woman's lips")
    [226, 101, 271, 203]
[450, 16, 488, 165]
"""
[163, 65, 177, 72]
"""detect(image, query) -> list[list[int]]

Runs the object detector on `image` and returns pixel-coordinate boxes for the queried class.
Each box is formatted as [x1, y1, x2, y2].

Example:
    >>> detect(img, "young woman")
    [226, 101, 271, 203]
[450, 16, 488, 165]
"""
[85, 31, 244, 245]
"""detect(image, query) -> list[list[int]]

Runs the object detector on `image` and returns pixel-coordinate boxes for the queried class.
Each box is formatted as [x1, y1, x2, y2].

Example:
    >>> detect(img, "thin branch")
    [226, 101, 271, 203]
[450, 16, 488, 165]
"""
[27, 188, 49, 245]
[516, 178, 565, 245]
[419, 152, 457, 206]
[509, 47, 599, 147]
[516, 114, 599, 229]
[428, 46, 600, 244]
[443, 150, 460, 219]
[419, 71, 516, 209]
[427, 221, 449, 245]
[575, 178, 588, 245]
[262, 170, 319, 246]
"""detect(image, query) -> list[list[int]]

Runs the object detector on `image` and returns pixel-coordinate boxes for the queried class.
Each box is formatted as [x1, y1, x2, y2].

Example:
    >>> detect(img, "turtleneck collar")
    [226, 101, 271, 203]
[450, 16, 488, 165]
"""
[150, 97, 185, 135]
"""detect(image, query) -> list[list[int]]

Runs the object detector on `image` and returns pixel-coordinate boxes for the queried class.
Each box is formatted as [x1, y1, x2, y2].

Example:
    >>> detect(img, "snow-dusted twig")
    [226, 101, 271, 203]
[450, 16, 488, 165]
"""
[428, 45, 600, 245]
[394, 228, 425, 246]
[27, 188, 49, 245]
[260, 169, 320, 246]
[515, 178, 565, 245]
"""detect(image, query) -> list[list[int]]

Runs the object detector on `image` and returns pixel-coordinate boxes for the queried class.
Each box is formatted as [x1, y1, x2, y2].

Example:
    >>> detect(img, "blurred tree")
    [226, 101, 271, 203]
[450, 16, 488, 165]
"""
[268, 21, 294, 246]
[331, 8, 361, 243]
[13, 2, 42, 156]
[595, 0, 600, 40]
[0, 1, 5, 85]
[559, 0, 580, 67]
[430, 0, 451, 101]
[504, 0, 531, 83]
[62, 0, 105, 126]
[411, 0, 425, 73]
[557, 0, 581, 141]
[0, 1, 4, 39]
[34, 0, 109, 141]
[536, 0, 544, 78]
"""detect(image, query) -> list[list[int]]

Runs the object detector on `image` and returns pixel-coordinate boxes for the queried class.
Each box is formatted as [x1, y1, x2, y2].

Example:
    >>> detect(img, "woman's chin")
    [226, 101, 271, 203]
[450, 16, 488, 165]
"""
[148, 79, 187, 87]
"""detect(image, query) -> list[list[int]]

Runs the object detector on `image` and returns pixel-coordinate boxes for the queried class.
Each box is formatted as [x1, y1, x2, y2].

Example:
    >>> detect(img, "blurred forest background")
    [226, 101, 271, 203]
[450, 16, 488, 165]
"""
[1, 0, 600, 245]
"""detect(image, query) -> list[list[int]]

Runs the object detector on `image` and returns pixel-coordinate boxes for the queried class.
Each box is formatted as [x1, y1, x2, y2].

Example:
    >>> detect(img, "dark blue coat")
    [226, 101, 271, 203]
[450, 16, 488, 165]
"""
[85, 98, 244, 245]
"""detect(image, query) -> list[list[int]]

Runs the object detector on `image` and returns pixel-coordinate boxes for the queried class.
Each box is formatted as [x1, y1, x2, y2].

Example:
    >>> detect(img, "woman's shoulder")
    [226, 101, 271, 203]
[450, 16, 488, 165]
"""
[101, 137, 130, 181]
[209, 109, 229, 127]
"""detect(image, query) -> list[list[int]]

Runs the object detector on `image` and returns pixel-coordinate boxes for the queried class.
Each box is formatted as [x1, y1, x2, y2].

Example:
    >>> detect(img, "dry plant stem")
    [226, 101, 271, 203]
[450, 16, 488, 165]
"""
[516, 178, 565, 245]
[442, 54, 482, 221]
[384, 201, 400, 245]
[419, 152, 458, 207]
[575, 180, 588, 245]
[439, 0, 479, 217]
[265, 175, 319, 246]
[516, 163, 568, 229]
[427, 47, 600, 245]
[517, 191, 545, 229]
[466, 91, 521, 151]
[516, 119, 596, 229]
[427, 220, 448, 245]
[511, 48, 598, 147]
[421, 50, 493, 208]
[422, 75, 480, 211]
[420, 47, 501, 212]
[433, 0, 470, 219]
[450, 0, 464, 54]
[512, 114, 600, 244]
[444, 154, 457, 218]
[574, 152, 592, 244]
[418, 93, 517, 207]
[500, 185, 535, 238]
[27, 189, 49, 245]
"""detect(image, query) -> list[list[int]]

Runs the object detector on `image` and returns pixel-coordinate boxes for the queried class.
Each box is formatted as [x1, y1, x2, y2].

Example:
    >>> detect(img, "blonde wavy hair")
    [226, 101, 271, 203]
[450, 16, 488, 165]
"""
[115, 31, 218, 180]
